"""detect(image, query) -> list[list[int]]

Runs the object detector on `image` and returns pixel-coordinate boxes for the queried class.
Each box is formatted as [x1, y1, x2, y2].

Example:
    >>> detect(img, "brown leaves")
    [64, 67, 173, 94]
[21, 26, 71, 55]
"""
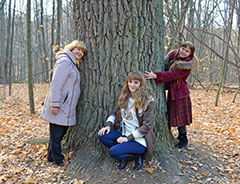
[0, 84, 80, 183]
[190, 89, 240, 180]
[1, 84, 239, 183]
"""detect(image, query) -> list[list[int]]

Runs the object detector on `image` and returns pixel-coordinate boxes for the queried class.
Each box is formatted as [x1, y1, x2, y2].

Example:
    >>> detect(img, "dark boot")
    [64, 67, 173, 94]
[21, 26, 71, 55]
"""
[176, 134, 181, 140]
[175, 134, 188, 149]
[132, 155, 143, 170]
[118, 160, 127, 170]
[117, 154, 135, 170]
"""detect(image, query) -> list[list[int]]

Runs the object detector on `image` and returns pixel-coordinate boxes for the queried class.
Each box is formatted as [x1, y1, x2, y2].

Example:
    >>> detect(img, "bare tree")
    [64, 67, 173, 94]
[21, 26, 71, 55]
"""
[0, 0, 6, 84]
[50, 0, 55, 80]
[215, 0, 236, 106]
[55, 0, 62, 52]
[40, 0, 49, 82]
[4, 0, 11, 84]
[233, 0, 240, 102]
[8, 0, 16, 96]
[27, 0, 35, 114]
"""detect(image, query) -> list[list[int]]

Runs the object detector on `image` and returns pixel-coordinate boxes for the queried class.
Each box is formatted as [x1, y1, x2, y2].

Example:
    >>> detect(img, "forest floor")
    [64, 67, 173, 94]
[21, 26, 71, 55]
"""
[0, 84, 240, 184]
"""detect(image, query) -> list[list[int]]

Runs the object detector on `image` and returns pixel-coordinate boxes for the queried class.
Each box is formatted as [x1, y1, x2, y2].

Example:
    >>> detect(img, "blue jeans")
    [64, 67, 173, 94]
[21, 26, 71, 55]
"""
[98, 130, 146, 160]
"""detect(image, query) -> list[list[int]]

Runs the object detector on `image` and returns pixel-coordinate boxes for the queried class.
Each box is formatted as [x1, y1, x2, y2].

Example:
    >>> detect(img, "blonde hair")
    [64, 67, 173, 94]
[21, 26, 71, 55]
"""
[64, 40, 87, 54]
[118, 71, 155, 110]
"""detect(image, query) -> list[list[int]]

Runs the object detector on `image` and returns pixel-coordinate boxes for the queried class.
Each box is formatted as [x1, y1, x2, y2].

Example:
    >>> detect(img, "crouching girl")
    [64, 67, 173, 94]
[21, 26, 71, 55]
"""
[98, 71, 155, 170]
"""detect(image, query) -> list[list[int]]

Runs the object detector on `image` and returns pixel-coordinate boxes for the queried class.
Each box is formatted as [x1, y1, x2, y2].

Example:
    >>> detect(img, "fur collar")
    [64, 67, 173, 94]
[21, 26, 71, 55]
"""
[165, 50, 198, 71]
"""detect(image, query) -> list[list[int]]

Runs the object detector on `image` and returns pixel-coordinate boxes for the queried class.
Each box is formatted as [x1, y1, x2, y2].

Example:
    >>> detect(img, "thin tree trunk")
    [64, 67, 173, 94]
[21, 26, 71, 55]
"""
[56, 0, 62, 52]
[166, 0, 191, 51]
[27, 0, 35, 114]
[33, 1, 40, 83]
[0, 0, 6, 11]
[233, 0, 240, 103]
[8, 0, 16, 96]
[40, 0, 49, 82]
[0, 0, 6, 99]
[50, 0, 55, 80]
[215, 0, 236, 106]
[4, 0, 11, 84]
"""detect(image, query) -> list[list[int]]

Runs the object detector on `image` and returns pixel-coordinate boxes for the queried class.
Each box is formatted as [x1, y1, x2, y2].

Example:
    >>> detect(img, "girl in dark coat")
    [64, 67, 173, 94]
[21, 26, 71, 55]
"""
[144, 41, 198, 148]
[98, 71, 155, 170]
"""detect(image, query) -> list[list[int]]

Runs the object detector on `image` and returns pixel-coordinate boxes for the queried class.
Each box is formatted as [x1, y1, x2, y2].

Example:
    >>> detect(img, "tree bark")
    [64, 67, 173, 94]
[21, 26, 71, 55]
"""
[233, 0, 240, 103]
[0, 0, 6, 99]
[64, 0, 179, 174]
[215, 0, 236, 106]
[50, 0, 55, 81]
[8, 0, 16, 96]
[40, 0, 49, 82]
[56, 0, 62, 52]
[0, 0, 6, 85]
[27, 0, 35, 114]
[4, 0, 11, 84]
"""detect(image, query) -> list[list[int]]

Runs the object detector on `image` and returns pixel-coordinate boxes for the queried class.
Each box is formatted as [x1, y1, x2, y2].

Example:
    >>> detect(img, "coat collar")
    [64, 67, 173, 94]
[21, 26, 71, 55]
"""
[165, 50, 198, 71]
[55, 49, 77, 65]
[170, 55, 198, 70]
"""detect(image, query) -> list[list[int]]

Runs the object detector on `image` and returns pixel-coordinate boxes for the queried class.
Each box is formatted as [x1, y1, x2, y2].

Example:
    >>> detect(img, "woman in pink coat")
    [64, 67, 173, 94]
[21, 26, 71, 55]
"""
[144, 41, 198, 149]
[41, 40, 87, 166]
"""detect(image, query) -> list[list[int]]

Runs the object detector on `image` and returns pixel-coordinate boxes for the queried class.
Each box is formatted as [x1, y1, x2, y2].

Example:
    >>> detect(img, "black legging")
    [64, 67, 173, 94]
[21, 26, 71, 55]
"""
[178, 125, 186, 135]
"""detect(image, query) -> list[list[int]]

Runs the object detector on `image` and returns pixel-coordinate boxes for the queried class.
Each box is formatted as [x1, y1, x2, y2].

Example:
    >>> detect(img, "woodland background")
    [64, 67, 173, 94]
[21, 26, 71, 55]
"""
[0, 0, 240, 97]
[0, 0, 240, 183]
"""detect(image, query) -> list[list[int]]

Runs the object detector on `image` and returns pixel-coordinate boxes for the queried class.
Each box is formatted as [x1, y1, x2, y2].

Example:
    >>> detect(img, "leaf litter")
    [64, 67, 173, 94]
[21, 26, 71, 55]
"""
[0, 84, 239, 183]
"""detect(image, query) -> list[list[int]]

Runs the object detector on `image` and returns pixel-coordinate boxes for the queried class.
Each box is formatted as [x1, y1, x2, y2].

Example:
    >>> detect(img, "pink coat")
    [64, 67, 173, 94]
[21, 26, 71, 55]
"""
[40, 50, 80, 126]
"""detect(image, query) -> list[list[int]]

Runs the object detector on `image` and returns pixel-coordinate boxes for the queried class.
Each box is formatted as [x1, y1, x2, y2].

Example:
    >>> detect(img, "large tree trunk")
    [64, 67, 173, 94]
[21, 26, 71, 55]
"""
[64, 0, 178, 174]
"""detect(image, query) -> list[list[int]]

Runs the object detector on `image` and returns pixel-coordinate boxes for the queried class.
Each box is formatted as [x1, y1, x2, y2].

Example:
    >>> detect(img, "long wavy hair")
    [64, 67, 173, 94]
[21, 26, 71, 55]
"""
[118, 71, 155, 110]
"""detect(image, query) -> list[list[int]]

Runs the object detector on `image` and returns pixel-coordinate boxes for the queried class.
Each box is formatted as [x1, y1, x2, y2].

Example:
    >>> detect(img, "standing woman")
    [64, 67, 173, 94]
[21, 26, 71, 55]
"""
[41, 40, 87, 166]
[98, 71, 155, 170]
[144, 41, 198, 149]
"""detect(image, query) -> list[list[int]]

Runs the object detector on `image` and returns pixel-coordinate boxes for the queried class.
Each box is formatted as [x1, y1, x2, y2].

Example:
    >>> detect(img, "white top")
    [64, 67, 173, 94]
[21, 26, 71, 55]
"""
[106, 97, 147, 147]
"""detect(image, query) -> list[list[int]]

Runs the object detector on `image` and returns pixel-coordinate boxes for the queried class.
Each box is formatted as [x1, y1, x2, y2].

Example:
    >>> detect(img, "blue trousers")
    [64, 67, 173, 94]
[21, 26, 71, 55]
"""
[48, 123, 68, 163]
[98, 130, 146, 160]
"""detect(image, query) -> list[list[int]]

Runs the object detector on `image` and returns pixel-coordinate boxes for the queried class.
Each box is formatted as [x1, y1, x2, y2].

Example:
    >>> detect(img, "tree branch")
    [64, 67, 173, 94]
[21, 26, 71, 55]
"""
[188, 27, 240, 64]
[184, 26, 240, 69]
[0, 0, 6, 11]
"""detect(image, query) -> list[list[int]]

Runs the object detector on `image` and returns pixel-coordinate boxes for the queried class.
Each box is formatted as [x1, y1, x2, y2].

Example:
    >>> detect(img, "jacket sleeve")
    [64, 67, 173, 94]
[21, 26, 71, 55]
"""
[155, 69, 191, 84]
[105, 105, 120, 128]
[49, 58, 71, 107]
[127, 101, 155, 141]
